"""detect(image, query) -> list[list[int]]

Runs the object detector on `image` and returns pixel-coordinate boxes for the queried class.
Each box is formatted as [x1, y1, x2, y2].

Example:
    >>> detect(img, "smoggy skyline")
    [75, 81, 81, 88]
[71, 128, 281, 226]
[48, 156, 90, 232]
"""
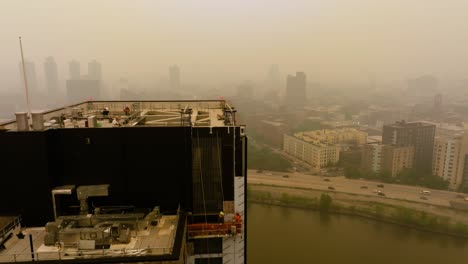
[1, 0, 468, 92]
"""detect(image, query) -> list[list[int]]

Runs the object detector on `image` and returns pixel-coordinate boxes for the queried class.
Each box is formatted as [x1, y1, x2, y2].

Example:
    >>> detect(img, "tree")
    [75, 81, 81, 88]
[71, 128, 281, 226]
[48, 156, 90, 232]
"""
[396, 168, 449, 190]
[281, 193, 291, 203]
[248, 143, 292, 172]
[344, 166, 361, 179]
[319, 193, 333, 212]
[379, 170, 394, 183]
[459, 185, 468, 194]
[374, 205, 385, 218]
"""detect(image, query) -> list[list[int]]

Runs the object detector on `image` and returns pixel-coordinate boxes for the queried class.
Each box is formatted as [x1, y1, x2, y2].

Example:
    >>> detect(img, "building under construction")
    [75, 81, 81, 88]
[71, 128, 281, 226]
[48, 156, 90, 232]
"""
[0, 100, 247, 264]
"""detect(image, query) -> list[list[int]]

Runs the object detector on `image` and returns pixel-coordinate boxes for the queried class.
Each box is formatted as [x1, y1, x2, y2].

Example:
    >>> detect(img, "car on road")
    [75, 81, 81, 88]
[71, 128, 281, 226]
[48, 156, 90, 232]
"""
[283, 175, 289, 178]
[377, 192, 386, 197]
[266, 172, 273, 176]
[328, 186, 335, 190]
[420, 196, 428, 200]
[360, 186, 368, 189]
[377, 184, 384, 188]
[420, 190, 431, 195]
[323, 178, 330, 182]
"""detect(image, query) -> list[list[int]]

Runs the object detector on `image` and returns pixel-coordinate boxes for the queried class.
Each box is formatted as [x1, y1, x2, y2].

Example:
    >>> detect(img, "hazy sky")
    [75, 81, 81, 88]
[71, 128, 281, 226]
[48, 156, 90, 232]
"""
[1, 0, 468, 91]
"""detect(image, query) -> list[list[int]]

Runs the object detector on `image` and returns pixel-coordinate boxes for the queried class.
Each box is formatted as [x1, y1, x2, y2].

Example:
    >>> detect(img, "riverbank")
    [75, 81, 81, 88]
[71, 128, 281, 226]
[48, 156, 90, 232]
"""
[248, 183, 468, 238]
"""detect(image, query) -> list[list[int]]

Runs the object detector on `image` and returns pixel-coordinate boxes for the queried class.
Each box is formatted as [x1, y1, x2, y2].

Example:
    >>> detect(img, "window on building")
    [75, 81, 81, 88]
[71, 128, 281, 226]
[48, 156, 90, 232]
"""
[195, 257, 223, 264]
[194, 238, 223, 254]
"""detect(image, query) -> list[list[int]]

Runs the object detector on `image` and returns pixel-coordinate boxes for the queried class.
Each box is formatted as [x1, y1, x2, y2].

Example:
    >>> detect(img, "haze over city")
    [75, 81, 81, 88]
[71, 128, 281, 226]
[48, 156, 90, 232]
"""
[3, 2, 468, 264]
[1, 0, 468, 94]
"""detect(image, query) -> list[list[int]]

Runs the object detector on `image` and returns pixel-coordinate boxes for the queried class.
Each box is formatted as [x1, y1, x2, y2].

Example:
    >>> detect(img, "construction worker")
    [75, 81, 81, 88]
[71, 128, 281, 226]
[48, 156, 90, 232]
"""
[218, 211, 225, 224]
[234, 212, 242, 223]
[234, 212, 242, 234]
[102, 107, 109, 116]
[112, 116, 122, 127]
[124, 106, 130, 115]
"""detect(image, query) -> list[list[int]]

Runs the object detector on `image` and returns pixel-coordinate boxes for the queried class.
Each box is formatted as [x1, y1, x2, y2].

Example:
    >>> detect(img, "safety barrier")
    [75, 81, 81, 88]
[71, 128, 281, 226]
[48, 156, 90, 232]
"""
[187, 222, 242, 239]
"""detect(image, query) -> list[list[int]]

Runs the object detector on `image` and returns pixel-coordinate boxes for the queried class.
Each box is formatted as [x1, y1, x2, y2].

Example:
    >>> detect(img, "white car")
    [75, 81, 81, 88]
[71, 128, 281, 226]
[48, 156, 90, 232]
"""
[420, 190, 431, 195]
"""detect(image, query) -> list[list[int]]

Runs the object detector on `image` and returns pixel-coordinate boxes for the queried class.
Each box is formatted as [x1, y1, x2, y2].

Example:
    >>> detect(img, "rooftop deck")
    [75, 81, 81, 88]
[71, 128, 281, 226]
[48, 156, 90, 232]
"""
[0, 100, 239, 131]
[0, 215, 180, 263]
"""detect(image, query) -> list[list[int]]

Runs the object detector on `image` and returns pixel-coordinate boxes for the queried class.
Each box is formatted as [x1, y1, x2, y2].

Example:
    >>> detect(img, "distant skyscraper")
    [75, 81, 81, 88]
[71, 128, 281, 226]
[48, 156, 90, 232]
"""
[264, 64, 281, 102]
[169, 65, 180, 90]
[236, 81, 254, 100]
[66, 60, 101, 103]
[369, 74, 376, 91]
[88, 59, 102, 80]
[19, 59, 38, 93]
[382, 121, 436, 173]
[284, 72, 307, 107]
[44, 57, 59, 96]
[69, 60, 80, 80]
[407, 75, 438, 95]
[434, 93, 442, 112]
[266, 64, 281, 90]
[66, 79, 100, 103]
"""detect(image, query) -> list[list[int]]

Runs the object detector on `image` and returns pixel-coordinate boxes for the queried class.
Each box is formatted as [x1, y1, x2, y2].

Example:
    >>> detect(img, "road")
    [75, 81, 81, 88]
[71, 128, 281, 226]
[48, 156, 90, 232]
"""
[247, 170, 468, 207]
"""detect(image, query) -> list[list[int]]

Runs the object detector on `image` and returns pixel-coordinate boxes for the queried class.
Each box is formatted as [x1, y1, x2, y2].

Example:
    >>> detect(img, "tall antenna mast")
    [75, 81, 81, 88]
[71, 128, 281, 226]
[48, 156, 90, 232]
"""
[19, 36, 32, 121]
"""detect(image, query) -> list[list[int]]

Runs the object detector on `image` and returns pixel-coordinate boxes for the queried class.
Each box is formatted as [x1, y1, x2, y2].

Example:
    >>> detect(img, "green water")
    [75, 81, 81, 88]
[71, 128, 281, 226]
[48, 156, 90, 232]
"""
[247, 203, 468, 264]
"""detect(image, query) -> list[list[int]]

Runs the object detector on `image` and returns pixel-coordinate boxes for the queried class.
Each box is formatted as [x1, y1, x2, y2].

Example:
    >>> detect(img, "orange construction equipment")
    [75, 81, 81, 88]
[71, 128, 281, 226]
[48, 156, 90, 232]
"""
[188, 222, 242, 238]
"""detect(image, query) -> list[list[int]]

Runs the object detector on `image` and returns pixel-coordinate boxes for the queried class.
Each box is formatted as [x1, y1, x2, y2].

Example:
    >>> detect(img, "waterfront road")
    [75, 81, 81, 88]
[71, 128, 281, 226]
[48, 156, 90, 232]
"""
[247, 170, 468, 207]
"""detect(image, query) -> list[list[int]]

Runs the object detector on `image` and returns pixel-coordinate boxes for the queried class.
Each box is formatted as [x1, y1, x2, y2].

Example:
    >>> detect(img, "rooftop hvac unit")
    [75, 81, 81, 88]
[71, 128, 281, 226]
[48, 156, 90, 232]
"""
[15, 112, 29, 131]
[31, 112, 44, 130]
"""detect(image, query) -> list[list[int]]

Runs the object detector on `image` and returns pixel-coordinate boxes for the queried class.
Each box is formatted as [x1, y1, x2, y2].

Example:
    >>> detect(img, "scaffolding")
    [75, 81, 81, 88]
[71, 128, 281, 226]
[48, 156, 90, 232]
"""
[187, 222, 242, 239]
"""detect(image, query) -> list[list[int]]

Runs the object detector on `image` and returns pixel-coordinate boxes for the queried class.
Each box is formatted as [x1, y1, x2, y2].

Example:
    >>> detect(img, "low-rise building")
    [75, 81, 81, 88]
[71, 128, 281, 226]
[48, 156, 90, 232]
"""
[256, 120, 289, 148]
[283, 134, 340, 169]
[302, 128, 368, 146]
[434, 123, 466, 137]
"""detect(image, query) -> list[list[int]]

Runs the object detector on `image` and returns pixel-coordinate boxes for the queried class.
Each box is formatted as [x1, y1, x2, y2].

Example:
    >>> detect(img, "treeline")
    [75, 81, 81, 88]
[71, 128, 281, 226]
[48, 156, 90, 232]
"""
[344, 167, 449, 190]
[248, 143, 292, 172]
[247, 186, 468, 237]
[356, 204, 468, 236]
[247, 186, 334, 212]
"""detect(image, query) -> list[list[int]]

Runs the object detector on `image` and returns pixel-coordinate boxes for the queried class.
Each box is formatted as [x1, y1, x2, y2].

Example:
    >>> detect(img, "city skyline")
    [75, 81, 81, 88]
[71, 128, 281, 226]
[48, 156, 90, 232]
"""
[1, 0, 468, 92]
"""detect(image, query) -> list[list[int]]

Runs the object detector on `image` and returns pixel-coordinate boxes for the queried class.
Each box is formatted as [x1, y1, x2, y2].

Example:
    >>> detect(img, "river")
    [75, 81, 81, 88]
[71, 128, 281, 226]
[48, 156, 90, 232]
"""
[247, 203, 468, 264]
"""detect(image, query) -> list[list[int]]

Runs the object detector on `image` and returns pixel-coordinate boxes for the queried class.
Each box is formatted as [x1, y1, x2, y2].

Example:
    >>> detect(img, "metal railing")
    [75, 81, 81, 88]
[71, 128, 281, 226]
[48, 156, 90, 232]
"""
[187, 222, 243, 238]
[0, 245, 173, 263]
[0, 216, 21, 245]
[0, 212, 183, 263]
